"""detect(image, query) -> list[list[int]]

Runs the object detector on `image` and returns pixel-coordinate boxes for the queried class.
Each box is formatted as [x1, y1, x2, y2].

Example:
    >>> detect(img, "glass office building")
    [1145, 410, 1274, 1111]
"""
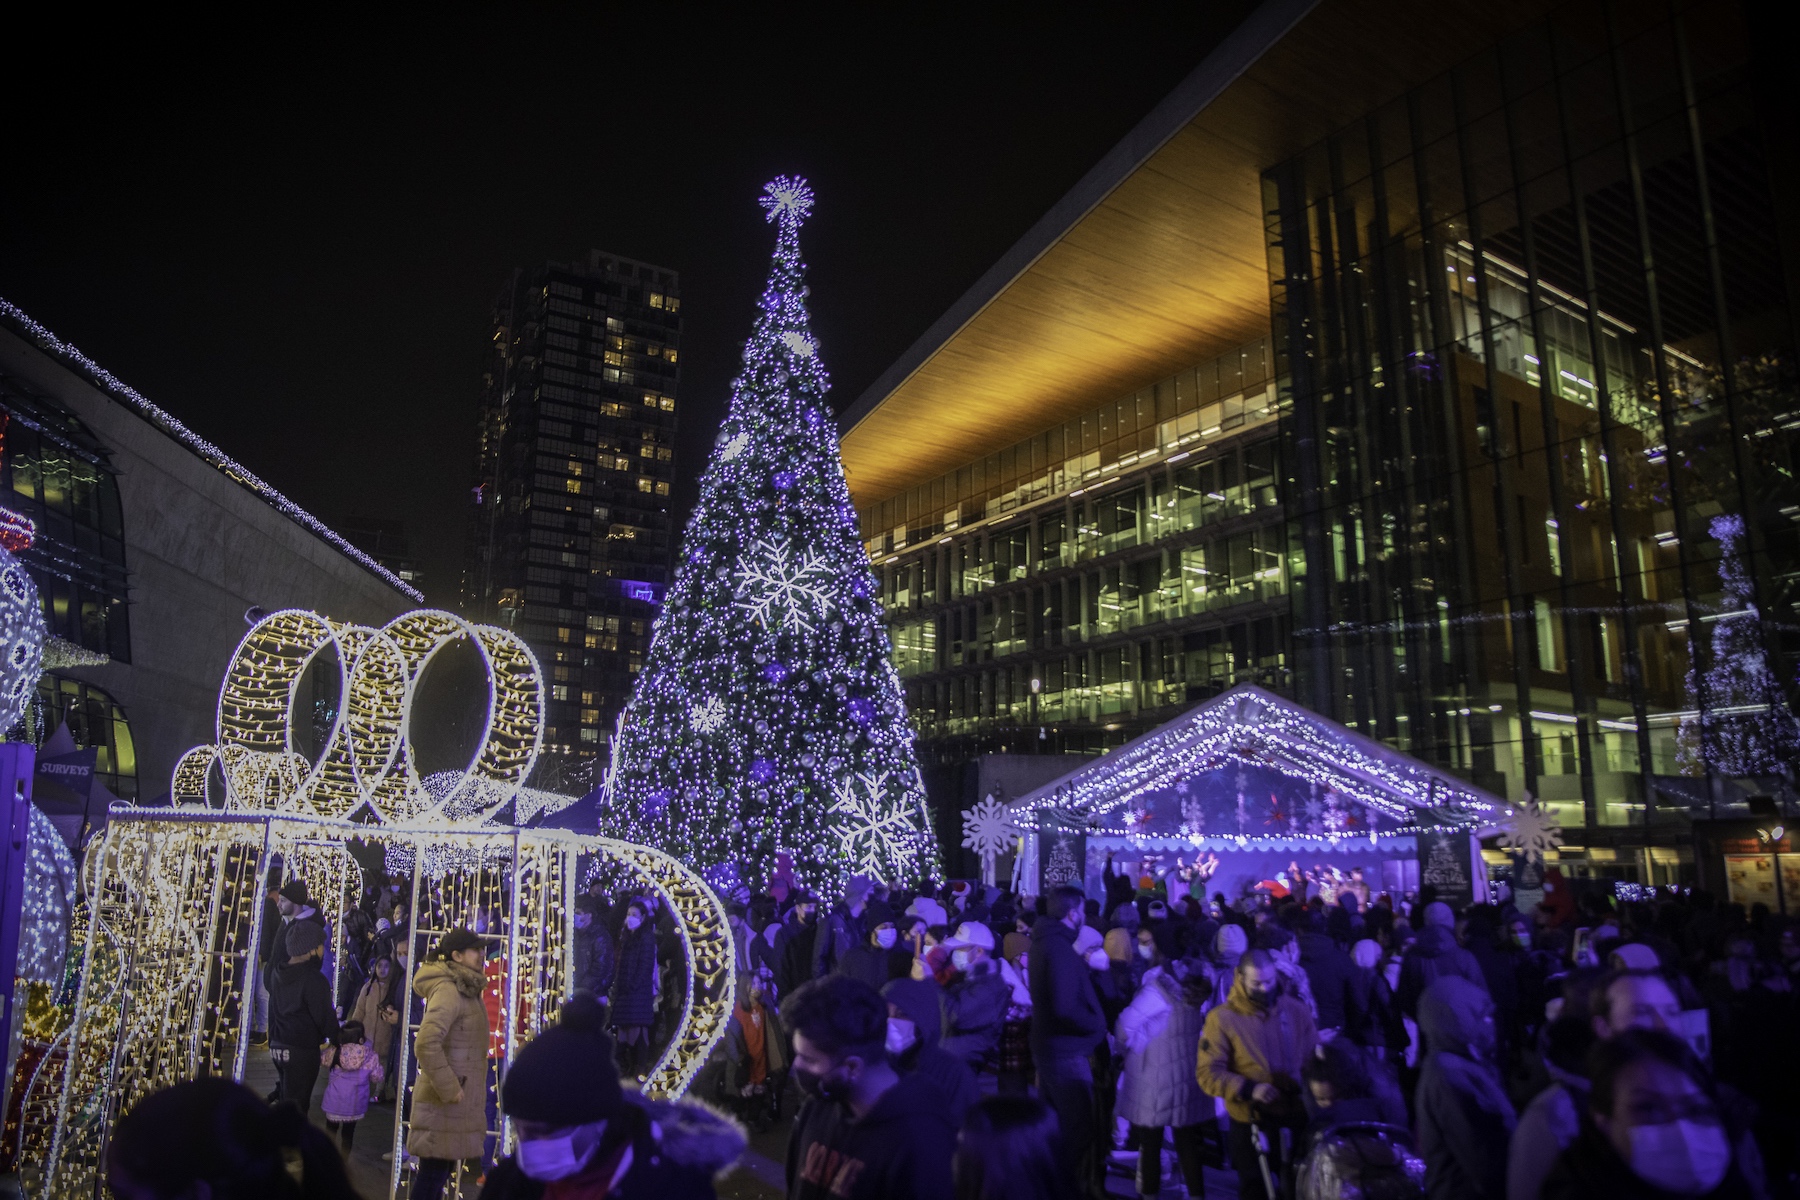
[1265, 0, 1795, 863]
[862, 339, 1291, 758]
[464, 252, 681, 777]
[846, 0, 1795, 879]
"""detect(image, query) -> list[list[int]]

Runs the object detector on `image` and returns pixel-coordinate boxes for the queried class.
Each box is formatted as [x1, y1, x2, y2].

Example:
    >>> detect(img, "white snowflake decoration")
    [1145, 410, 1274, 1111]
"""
[829, 769, 917, 879]
[1179, 797, 1207, 840]
[1323, 805, 1350, 832]
[962, 796, 1023, 884]
[781, 331, 815, 358]
[734, 538, 834, 634]
[721, 432, 750, 462]
[689, 696, 728, 734]
[1497, 794, 1563, 864]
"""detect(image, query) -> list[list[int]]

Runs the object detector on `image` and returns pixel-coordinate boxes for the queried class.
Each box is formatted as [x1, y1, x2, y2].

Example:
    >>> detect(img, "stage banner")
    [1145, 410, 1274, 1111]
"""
[1038, 828, 1087, 893]
[1418, 828, 1477, 910]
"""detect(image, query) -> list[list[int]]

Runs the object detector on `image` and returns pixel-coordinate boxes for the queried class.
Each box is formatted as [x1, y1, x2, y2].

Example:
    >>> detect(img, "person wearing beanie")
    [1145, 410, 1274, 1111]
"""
[268, 914, 339, 1111]
[880, 976, 979, 1129]
[264, 877, 326, 992]
[481, 993, 747, 1199]
[1398, 901, 1488, 1020]
[834, 900, 898, 993]
[409, 928, 492, 1200]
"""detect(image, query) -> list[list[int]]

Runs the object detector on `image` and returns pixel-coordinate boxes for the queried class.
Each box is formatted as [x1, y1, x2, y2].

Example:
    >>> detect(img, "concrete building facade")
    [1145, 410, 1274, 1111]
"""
[0, 305, 417, 807]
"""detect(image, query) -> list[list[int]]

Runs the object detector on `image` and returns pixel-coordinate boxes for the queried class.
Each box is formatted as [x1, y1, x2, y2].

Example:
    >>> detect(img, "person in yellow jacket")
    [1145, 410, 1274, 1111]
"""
[1196, 948, 1318, 1194]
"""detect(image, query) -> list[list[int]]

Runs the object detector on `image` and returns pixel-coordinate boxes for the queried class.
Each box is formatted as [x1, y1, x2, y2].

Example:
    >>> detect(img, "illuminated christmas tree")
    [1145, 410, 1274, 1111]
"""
[1678, 513, 1800, 777]
[608, 177, 940, 892]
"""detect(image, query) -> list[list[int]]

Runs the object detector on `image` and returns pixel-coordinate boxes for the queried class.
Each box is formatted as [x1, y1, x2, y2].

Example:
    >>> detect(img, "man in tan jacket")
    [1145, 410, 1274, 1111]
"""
[1196, 948, 1317, 1195]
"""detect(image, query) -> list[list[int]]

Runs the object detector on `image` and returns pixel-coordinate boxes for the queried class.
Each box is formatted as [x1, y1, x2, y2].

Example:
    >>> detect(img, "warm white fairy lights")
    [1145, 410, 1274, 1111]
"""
[27, 603, 734, 1199]
[609, 178, 938, 893]
[0, 297, 423, 602]
[173, 607, 544, 823]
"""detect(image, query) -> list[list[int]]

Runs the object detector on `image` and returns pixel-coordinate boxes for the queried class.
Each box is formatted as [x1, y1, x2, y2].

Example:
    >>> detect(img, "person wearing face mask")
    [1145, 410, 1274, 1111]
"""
[1507, 969, 1769, 1200]
[777, 893, 830, 1003]
[480, 992, 746, 1199]
[572, 896, 617, 1002]
[939, 923, 1010, 1070]
[1029, 885, 1108, 1198]
[836, 902, 899, 991]
[882, 976, 979, 1128]
[1414, 975, 1515, 1200]
[1197, 948, 1318, 1191]
[784, 974, 956, 1200]
[609, 900, 657, 1080]
[1541, 1030, 1756, 1200]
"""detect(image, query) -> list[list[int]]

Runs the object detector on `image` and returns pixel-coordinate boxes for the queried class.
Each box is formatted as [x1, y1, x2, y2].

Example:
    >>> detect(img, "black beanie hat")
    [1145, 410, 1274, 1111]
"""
[433, 928, 483, 960]
[502, 993, 624, 1124]
[279, 880, 310, 905]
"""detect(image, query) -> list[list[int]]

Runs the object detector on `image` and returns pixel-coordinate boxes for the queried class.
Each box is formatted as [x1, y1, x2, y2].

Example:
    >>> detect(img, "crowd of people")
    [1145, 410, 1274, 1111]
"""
[111, 856, 1800, 1200]
[698, 859, 1800, 1200]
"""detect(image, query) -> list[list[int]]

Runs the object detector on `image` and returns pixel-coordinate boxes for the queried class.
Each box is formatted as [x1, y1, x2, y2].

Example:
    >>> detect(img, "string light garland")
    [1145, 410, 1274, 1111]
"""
[0, 296, 423, 602]
[609, 178, 940, 893]
[25, 606, 733, 1200]
[1013, 685, 1502, 855]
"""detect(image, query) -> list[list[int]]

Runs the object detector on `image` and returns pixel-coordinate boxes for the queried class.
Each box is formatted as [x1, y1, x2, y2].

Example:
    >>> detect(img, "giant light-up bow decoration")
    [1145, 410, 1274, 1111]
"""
[171, 608, 544, 822]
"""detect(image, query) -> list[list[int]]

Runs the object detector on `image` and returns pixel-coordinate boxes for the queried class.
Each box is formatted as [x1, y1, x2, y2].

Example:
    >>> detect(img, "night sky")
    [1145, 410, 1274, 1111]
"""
[2, 8, 1254, 605]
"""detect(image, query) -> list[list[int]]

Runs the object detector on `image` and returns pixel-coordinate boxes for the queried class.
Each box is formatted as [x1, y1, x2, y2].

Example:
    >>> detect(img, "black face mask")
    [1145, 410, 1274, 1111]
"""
[793, 1061, 852, 1104]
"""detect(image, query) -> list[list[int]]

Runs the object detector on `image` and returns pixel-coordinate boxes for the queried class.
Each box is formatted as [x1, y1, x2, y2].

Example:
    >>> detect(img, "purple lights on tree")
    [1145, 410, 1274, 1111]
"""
[607, 180, 940, 890]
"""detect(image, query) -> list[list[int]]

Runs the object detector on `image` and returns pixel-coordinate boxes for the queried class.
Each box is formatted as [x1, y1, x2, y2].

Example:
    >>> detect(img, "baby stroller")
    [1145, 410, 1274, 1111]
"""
[1294, 1122, 1425, 1200]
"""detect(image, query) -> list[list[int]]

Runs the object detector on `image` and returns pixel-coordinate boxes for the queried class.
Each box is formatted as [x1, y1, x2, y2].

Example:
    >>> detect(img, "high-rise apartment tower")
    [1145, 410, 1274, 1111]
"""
[464, 251, 681, 779]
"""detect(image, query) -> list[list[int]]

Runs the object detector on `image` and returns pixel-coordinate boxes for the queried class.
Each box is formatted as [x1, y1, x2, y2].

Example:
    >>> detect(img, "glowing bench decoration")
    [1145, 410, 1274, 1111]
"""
[26, 609, 733, 1200]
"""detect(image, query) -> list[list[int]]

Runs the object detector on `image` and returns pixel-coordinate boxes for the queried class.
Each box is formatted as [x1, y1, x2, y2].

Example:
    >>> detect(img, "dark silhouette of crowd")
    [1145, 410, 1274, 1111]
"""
[110, 859, 1800, 1200]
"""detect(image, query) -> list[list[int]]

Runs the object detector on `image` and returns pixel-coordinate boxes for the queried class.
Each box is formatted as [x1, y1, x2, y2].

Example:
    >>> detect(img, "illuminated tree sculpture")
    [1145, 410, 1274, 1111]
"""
[609, 177, 939, 892]
[1678, 513, 1800, 778]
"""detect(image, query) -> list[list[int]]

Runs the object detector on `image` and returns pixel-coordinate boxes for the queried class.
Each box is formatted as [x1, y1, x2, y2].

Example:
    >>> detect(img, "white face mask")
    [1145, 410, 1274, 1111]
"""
[624, 915, 642, 931]
[1086, 949, 1111, 971]
[885, 1017, 917, 1056]
[516, 1123, 603, 1181]
[952, 949, 972, 971]
[1625, 1119, 1731, 1195]
[874, 928, 897, 949]
[1137, 944, 1155, 961]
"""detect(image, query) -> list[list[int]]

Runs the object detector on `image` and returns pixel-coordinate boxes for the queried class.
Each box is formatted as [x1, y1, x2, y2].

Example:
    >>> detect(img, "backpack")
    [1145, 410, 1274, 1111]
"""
[1295, 1122, 1426, 1200]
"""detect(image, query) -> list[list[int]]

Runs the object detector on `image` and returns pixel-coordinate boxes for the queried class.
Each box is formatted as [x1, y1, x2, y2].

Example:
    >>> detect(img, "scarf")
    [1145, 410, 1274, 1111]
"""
[543, 1141, 632, 1200]
[740, 1002, 768, 1085]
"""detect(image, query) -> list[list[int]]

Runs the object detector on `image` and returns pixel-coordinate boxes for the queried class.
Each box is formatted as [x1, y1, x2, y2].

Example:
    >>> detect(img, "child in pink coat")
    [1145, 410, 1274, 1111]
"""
[320, 1019, 385, 1153]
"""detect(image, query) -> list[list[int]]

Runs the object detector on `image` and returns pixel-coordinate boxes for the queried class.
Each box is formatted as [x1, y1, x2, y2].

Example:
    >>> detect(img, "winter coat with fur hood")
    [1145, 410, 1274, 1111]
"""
[407, 958, 491, 1161]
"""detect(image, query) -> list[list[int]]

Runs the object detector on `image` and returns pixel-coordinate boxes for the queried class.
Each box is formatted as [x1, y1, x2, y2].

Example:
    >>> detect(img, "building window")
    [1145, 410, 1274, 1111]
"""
[33, 674, 136, 800]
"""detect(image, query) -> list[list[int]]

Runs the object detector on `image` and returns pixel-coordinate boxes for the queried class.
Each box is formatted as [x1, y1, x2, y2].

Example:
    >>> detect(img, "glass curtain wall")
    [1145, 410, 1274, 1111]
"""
[1265, 0, 1797, 834]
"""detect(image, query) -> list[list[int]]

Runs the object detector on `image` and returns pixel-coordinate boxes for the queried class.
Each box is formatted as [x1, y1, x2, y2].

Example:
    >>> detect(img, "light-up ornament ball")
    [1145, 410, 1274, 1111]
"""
[0, 541, 46, 730]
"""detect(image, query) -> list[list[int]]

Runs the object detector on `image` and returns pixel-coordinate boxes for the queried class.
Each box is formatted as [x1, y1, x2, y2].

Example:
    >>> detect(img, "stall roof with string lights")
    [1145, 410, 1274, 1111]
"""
[1012, 685, 1507, 885]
